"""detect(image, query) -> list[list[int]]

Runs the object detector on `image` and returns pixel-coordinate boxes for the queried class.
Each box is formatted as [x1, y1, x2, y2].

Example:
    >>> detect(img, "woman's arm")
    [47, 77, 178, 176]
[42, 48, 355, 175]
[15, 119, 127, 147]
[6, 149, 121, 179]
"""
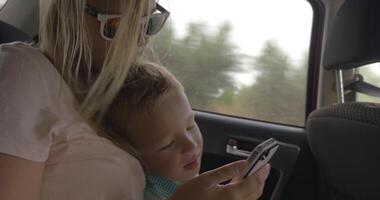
[170, 161, 270, 200]
[0, 153, 44, 200]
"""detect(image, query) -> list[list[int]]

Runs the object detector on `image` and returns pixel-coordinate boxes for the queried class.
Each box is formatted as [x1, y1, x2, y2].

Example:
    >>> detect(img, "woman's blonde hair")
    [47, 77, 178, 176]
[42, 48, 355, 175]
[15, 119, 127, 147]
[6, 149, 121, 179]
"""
[39, 0, 150, 121]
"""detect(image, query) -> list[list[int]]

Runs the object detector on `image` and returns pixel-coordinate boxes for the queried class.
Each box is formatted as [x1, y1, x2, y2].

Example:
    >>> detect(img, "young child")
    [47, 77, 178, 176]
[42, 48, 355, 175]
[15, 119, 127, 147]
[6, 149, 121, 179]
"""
[104, 62, 203, 200]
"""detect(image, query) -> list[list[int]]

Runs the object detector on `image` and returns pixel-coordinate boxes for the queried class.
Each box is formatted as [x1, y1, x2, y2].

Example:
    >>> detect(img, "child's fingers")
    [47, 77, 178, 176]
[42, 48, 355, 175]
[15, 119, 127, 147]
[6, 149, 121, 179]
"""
[228, 164, 271, 199]
[197, 160, 247, 186]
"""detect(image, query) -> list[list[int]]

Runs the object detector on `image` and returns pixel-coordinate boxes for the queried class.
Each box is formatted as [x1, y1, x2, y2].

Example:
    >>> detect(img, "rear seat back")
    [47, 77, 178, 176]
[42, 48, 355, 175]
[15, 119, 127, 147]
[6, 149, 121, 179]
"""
[0, 21, 30, 43]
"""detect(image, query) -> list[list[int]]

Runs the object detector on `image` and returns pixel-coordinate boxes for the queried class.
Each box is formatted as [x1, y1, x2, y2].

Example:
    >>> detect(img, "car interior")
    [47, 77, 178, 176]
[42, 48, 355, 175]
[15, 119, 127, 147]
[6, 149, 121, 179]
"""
[0, 0, 379, 199]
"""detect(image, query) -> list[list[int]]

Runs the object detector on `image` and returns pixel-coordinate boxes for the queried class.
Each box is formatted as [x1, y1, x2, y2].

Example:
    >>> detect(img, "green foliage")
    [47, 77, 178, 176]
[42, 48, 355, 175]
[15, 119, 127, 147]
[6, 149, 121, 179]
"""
[230, 41, 307, 125]
[145, 22, 308, 126]
[146, 22, 240, 108]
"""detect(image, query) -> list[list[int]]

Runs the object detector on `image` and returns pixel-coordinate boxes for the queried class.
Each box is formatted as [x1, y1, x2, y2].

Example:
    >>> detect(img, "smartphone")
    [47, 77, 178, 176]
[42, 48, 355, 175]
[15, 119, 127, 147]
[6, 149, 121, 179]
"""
[240, 138, 279, 179]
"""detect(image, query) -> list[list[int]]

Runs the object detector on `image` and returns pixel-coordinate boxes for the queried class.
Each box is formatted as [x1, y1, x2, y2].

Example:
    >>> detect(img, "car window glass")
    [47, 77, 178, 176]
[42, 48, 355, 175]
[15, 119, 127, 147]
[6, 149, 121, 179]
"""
[356, 63, 380, 103]
[146, 0, 313, 127]
[0, 0, 7, 9]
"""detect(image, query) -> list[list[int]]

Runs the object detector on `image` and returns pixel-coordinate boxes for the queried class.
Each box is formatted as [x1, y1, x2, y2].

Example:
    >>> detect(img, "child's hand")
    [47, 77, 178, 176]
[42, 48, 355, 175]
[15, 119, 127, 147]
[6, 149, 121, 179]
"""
[169, 160, 271, 200]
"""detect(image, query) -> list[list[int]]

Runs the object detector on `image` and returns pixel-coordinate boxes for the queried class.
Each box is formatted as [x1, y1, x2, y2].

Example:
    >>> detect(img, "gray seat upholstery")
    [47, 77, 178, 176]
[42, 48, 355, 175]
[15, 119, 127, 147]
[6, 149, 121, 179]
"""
[308, 0, 380, 198]
[307, 102, 380, 199]
[0, 21, 30, 43]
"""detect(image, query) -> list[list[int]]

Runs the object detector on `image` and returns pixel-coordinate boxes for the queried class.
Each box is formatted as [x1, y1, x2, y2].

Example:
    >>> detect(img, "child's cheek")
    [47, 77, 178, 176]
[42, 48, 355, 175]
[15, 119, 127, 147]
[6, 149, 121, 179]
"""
[143, 151, 182, 179]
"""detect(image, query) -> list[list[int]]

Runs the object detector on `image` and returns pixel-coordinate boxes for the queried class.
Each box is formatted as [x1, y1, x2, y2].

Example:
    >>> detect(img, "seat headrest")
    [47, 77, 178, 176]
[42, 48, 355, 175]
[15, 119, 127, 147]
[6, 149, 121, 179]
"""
[0, 21, 30, 43]
[323, 0, 380, 70]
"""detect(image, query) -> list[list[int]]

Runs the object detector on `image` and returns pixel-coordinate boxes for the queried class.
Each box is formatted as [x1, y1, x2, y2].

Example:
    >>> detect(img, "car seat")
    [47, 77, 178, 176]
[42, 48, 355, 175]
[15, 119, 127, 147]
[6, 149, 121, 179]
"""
[306, 0, 380, 199]
[0, 20, 30, 43]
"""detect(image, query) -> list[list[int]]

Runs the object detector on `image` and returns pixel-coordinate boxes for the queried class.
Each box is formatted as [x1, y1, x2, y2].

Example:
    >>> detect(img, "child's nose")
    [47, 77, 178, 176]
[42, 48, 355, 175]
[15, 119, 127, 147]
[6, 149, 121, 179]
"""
[181, 134, 198, 154]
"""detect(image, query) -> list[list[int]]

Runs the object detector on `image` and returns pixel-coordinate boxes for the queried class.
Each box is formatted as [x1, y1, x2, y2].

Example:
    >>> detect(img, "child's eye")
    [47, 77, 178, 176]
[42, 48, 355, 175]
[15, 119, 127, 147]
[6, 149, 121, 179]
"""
[159, 140, 174, 151]
[186, 125, 196, 131]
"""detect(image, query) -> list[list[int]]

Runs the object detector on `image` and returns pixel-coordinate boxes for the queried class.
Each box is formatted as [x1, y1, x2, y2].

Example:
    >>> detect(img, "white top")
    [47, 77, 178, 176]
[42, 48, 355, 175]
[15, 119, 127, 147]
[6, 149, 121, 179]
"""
[0, 42, 145, 200]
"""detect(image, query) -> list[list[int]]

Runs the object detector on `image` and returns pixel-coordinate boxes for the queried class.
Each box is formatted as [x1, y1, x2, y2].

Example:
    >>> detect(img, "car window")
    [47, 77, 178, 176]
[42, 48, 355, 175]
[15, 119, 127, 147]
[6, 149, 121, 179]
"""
[0, 0, 7, 9]
[356, 63, 380, 103]
[146, 0, 313, 127]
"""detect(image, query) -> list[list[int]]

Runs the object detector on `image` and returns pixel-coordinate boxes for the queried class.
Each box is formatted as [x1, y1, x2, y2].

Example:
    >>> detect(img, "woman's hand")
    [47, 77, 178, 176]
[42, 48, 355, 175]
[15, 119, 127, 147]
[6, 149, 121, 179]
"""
[170, 160, 271, 200]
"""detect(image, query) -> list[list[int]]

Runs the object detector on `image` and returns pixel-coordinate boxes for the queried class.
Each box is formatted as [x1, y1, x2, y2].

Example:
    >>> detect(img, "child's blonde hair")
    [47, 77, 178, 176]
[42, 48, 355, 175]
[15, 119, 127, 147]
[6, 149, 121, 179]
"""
[104, 62, 183, 147]
[39, 0, 151, 121]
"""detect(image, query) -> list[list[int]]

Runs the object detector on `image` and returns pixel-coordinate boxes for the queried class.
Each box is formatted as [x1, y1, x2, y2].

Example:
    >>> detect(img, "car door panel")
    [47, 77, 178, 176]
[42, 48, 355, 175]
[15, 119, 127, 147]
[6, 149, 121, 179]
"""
[196, 111, 317, 200]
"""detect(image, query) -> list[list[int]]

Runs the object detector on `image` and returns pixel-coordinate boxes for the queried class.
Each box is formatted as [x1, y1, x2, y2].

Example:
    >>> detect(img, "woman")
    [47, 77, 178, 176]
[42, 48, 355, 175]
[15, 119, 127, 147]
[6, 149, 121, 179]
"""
[0, 0, 270, 199]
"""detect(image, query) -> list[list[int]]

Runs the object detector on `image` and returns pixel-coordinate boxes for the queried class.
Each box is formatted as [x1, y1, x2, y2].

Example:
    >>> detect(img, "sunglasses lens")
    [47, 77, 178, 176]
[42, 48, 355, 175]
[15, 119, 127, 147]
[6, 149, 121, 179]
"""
[146, 13, 168, 35]
[104, 17, 120, 39]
